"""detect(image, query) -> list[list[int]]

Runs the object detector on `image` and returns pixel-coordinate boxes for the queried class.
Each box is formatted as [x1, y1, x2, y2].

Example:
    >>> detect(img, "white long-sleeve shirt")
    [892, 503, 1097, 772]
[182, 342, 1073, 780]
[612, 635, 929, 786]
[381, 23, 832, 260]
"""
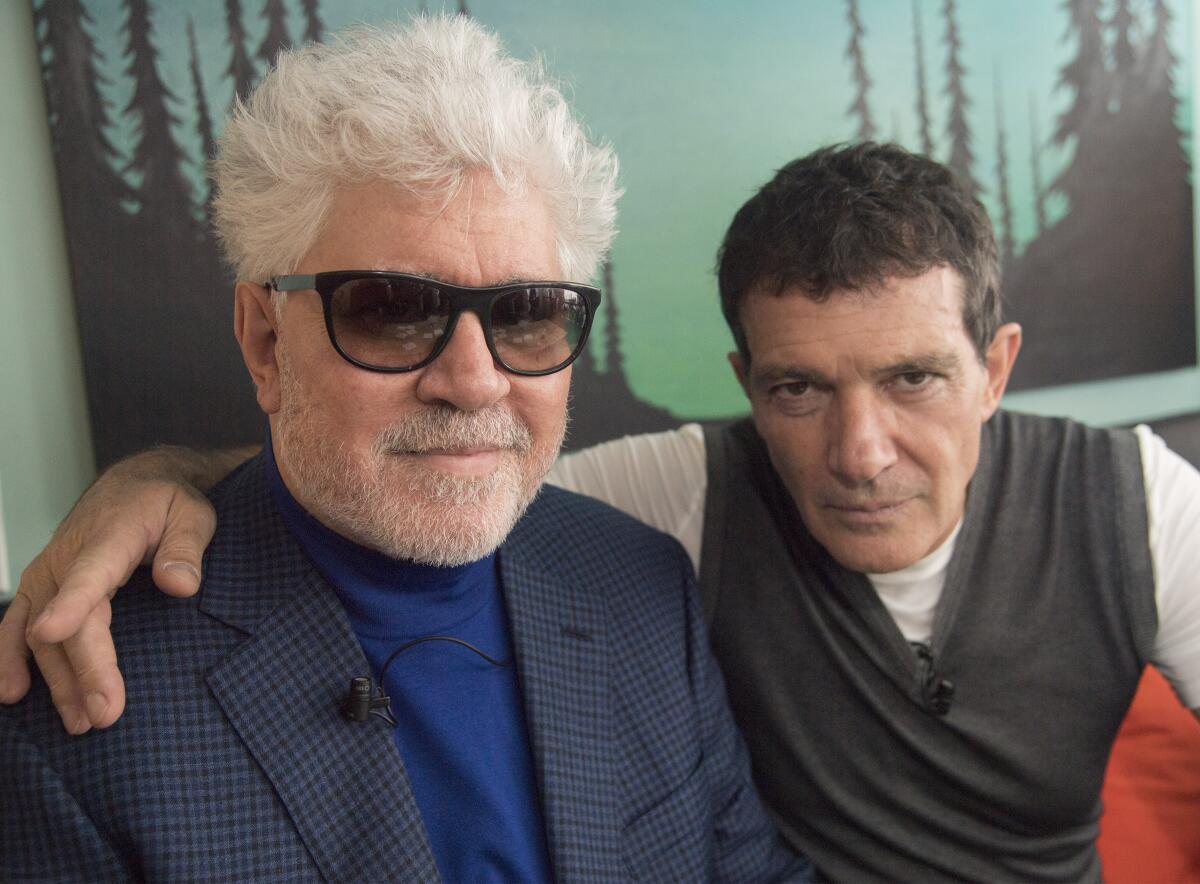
[548, 422, 1200, 709]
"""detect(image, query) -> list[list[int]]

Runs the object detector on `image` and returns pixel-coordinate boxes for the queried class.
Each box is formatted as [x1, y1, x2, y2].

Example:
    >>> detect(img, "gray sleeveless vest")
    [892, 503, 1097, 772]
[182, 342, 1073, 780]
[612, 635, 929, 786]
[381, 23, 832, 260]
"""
[700, 411, 1156, 883]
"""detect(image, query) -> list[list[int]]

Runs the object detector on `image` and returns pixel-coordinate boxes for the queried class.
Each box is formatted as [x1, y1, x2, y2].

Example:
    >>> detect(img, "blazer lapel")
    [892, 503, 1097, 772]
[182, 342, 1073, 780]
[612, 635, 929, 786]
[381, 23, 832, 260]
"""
[202, 551, 441, 882]
[500, 544, 623, 881]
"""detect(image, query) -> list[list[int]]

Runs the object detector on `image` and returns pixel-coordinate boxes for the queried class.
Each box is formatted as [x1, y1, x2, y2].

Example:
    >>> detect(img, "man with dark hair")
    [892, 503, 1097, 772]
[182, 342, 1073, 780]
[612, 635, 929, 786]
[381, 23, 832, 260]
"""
[5, 141, 1200, 882]
[718, 143, 1001, 361]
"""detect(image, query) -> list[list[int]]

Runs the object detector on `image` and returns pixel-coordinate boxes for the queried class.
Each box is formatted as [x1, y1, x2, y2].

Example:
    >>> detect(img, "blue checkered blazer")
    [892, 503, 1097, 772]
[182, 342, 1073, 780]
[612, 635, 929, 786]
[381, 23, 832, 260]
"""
[2, 455, 810, 882]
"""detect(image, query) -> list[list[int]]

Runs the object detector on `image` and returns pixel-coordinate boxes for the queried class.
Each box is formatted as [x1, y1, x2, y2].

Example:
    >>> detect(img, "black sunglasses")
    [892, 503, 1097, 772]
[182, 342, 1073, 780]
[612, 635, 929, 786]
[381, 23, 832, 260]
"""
[267, 271, 601, 376]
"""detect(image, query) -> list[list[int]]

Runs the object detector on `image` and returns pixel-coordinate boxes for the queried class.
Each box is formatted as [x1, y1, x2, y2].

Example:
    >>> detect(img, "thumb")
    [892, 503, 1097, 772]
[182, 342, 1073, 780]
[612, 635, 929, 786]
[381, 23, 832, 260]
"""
[149, 490, 217, 598]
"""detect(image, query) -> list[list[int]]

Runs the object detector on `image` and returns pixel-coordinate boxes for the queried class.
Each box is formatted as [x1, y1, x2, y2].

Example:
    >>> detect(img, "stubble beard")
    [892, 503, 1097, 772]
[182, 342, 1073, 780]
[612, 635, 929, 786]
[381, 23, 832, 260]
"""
[274, 354, 564, 566]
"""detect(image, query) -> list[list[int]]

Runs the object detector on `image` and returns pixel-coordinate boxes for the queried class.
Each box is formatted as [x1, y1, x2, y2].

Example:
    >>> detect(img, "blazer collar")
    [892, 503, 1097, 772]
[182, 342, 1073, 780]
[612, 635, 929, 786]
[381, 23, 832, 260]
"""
[198, 459, 622, 880]
[199, 457, 441, 881]
[499, 531, 623, 880]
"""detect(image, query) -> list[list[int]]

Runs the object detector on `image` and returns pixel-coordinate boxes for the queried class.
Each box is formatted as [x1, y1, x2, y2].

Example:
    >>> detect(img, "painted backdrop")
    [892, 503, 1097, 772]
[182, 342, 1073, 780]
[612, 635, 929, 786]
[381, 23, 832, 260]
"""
[32, 0, 1196, 466]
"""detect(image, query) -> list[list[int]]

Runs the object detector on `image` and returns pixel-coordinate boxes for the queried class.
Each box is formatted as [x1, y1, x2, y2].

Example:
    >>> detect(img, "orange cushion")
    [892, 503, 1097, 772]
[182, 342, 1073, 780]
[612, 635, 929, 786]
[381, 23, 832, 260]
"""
[1098, 666, 1200, 883]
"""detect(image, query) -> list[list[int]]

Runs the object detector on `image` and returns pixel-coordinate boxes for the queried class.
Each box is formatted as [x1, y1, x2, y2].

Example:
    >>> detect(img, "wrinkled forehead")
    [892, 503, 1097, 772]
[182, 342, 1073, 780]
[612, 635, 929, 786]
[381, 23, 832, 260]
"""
[301, 175, 561, 284]
[740, 267, 974, 364]
[744, 265, 967, 332]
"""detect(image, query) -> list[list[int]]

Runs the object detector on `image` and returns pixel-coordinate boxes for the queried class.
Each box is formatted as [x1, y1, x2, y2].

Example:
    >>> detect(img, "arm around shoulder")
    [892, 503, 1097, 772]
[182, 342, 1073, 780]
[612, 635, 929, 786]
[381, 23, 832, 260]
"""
[0, 444, 254, 731]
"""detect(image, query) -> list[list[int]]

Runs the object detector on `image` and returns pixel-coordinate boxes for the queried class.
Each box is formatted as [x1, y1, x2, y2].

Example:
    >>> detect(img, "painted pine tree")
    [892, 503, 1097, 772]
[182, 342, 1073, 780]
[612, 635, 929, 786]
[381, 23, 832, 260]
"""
[224, 0, 257, 110]
[564, 260, 678, 450]
[1028, 92, 1048, 236]
[941, 0, 979, 196]
[1003, 0, 1195, 389]
[911, 0, 934, 156]
[34, 0, 140, 467]
[258, 0, 292, 66]
[301, 0, 324, 43]
[1050, 0, 1110, 215]
[602, 260, 624, 380]
[843, 0, 875, 141]
[122, 0, 205, 245]
[187, 17, 217, 213]
[992, 71, 1015, 267]
[35, 0, 134, 217]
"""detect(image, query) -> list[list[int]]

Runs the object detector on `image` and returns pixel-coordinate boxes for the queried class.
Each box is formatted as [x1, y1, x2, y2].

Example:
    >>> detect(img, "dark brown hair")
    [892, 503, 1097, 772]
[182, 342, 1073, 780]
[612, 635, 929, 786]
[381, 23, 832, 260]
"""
[717, 142, 1000, 361]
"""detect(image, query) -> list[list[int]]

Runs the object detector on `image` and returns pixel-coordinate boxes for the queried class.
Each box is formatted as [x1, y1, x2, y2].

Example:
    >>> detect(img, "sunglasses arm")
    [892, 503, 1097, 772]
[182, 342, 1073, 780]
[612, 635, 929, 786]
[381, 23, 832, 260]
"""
[267, 274, 318, 292]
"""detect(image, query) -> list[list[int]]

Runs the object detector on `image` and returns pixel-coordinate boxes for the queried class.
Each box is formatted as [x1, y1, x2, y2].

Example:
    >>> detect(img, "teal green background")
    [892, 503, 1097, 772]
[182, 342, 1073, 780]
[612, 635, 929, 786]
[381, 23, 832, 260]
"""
[2, 0, 1199, 590]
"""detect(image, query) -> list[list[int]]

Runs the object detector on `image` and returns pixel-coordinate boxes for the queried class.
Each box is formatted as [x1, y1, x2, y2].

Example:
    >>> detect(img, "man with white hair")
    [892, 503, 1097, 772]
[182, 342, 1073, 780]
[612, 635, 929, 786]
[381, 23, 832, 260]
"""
[0, 17, 808, 882]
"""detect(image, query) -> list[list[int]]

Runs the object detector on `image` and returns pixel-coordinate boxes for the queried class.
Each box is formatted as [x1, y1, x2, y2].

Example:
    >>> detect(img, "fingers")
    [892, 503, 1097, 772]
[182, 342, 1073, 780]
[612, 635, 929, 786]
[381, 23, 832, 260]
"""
[64, 602, 125, 729]
[28, 525, 145, 645]
[0, 591, 34, 703]
[150, 488, 217, 598]
[26, 603, 123, 734]
[27, 620, 90, 734]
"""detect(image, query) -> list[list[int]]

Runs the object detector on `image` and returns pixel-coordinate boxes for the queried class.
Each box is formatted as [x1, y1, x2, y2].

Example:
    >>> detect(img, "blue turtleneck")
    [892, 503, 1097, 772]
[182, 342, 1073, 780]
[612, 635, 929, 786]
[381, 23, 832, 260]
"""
[265, 438, 553, 883]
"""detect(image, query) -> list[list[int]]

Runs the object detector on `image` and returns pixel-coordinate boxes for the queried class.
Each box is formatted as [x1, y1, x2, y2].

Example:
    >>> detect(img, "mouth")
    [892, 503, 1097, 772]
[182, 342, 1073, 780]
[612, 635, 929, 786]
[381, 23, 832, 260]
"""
[823, 499, 910, 523]
[392, 447, 506, 477]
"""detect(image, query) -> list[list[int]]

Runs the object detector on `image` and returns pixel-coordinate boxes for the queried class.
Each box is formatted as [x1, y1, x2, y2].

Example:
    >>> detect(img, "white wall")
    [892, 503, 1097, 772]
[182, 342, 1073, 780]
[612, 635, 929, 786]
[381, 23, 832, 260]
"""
[0, 2, 96, 597]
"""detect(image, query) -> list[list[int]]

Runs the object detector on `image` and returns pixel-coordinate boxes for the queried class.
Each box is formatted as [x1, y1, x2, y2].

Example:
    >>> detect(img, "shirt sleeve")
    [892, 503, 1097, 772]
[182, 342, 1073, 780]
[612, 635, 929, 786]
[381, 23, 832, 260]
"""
[1137, 425, 1200, 709]
[547, 424, 708, 574]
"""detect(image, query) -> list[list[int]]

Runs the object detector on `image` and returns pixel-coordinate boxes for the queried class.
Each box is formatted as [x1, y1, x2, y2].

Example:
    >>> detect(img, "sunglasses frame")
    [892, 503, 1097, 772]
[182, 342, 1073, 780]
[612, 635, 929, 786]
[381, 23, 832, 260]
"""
[267, 270, 602, 376]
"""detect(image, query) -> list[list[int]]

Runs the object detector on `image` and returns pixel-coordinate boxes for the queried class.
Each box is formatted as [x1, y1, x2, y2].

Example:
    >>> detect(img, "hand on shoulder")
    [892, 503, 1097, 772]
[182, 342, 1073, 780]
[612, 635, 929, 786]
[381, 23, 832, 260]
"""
[0, 445, 246, 732]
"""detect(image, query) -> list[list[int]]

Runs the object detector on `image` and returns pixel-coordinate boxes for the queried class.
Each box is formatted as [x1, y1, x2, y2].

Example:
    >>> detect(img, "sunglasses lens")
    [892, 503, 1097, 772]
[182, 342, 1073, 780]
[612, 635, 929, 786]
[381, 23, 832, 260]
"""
[329, 276, 450, 369]
[490, 287, 591, 372]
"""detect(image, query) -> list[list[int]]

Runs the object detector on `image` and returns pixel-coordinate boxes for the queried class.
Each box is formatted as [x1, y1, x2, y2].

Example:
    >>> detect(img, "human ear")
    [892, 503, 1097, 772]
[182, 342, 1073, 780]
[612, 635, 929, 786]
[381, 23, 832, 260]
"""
[980, 322, 1022, 419]
[234, 282, 282, 414]
[728, 351, 751, 399]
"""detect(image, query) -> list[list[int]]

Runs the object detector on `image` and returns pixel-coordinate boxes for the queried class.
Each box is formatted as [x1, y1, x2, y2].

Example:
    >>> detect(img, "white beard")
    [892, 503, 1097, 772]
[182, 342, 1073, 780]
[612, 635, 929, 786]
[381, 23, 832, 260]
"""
[274, 353, 563, 566]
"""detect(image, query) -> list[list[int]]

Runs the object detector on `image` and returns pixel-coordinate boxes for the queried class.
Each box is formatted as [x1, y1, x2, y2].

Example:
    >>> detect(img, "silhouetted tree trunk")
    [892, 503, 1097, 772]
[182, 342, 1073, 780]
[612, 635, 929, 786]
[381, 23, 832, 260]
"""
[36, 0, 134, 214]
[563, 259, 679, 450]
[843, 0, 876, 140]
[1130, 0, 1191, 215]
[122, 0, 204, 245]
[224, 0, 257, 110]
[1002, 0, 1194, 392]
[1050, 0, 1110, 213]
[301, 0, 323, 43]
[912, 0, 934, 156]
[187, 16, 217, 217]
[34, 0, 138, 468]
[257, 0, 292, 66]
[940, 0, 979, 196]
[993, 70, 1015, 266]
[1028, 92, 1048, 236]
[1110, 0, 1136, 78]
[602, 260, 625, 380]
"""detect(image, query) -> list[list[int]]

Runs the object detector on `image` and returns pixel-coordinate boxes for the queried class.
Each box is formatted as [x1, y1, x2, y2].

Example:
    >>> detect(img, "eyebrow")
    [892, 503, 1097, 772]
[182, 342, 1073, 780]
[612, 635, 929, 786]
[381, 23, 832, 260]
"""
[751, 352, 964, 388]
[877, 352, 963, 378]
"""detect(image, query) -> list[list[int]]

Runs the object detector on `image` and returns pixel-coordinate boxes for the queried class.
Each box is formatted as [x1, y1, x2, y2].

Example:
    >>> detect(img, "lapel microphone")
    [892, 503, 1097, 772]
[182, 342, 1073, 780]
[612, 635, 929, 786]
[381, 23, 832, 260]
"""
[340, 635, 512, 726]
[340, 676, 398, 726]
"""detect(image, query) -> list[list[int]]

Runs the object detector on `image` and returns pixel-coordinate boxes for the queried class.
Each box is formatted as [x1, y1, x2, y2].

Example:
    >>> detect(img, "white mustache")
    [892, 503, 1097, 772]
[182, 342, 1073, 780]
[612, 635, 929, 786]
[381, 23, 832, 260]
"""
[373, 406, 533, 456]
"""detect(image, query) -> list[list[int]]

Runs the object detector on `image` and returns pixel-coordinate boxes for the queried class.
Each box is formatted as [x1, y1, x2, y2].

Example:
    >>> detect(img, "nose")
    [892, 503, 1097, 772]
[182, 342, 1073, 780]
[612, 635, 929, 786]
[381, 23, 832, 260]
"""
[415, 313, 511, 411]
[826, 390, 897, 486]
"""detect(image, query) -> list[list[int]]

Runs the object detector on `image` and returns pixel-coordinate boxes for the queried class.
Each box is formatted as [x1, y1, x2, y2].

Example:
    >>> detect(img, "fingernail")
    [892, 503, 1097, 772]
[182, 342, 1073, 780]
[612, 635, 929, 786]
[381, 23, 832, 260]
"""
[63, 706, 90, 735]
[32, 601, 56, 629]
[85, 691, 109, 723]
[163, 561, 200, 583]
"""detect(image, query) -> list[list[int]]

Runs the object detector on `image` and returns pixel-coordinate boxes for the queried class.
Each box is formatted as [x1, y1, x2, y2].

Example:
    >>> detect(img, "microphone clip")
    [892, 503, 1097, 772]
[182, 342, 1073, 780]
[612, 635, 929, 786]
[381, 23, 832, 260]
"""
[340, 676, 398, 726]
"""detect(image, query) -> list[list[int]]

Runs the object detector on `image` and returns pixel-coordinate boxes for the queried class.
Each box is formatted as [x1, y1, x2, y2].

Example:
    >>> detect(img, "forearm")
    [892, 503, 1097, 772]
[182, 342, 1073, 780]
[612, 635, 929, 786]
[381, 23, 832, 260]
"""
[96, 445, 259, 497]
